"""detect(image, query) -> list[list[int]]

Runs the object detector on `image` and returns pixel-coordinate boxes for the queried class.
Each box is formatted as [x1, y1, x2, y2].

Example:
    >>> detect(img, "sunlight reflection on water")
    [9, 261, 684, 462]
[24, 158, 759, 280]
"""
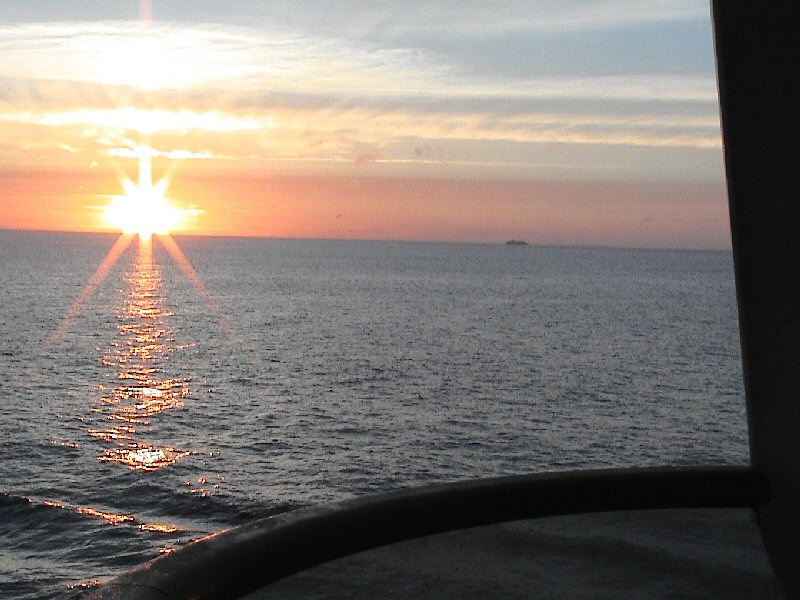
[87, 235, 192, 471]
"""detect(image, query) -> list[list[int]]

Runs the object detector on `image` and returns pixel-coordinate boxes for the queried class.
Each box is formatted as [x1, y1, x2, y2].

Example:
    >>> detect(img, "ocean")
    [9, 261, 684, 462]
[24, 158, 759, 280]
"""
[0, 230, 774, 598]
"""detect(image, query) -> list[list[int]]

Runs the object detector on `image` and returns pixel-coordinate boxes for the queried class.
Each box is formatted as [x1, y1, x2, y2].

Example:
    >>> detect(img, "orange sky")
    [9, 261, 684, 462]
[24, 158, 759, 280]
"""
[0, 167, 730, 249]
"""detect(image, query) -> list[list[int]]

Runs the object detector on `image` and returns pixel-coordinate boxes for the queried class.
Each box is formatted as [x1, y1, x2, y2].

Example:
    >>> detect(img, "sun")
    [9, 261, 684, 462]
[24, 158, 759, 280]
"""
[105, 185, 182, 237]
[104, 150, 186, 237]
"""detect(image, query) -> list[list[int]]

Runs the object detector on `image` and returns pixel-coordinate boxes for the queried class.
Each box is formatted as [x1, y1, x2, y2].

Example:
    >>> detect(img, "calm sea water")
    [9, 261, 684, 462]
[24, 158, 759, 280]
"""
[0, 231, 750, 598]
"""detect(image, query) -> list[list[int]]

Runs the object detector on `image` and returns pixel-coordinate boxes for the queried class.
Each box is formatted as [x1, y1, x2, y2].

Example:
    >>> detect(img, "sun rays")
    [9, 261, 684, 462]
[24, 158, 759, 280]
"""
[40, 142, 217, 357]
[104, 147, 188, 237]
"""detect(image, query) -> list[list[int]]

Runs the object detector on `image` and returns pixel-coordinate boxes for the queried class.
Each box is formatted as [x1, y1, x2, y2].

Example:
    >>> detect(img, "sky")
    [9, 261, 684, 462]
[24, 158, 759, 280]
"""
[0, 1, 730, 248]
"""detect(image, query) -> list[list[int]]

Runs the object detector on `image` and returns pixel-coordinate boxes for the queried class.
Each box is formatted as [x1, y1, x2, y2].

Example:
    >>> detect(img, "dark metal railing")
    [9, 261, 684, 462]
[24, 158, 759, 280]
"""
[88, 466, 766, 600]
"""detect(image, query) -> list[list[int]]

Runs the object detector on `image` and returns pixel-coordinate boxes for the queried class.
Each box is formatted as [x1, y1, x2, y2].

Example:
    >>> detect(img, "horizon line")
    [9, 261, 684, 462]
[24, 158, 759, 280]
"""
[0, 226, 732, 253]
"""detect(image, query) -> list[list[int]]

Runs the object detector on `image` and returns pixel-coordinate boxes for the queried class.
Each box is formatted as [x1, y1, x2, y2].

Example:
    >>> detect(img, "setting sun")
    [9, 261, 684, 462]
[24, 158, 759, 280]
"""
[104, 187, 183, 236]
[104, 147, 197, 236]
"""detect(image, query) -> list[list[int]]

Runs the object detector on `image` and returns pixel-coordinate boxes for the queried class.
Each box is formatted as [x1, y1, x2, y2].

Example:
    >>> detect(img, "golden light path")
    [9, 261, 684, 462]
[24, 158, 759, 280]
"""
[41, 126, 235, 473]
[90, 233, 193, 472]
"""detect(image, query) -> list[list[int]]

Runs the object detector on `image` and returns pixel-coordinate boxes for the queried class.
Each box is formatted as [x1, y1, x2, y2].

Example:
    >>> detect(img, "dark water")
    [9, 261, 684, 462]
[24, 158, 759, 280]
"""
[0, 231, 749, 598]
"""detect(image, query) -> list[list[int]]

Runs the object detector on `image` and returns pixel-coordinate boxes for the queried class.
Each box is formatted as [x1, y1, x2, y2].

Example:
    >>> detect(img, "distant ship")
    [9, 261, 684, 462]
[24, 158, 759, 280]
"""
[505, 239, 528, 246]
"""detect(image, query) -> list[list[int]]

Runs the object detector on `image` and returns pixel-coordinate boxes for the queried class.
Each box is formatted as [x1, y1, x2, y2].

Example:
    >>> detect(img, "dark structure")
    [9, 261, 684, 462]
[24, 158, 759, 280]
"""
[713, 2, 800, 596]
[88, 4, 800, 598]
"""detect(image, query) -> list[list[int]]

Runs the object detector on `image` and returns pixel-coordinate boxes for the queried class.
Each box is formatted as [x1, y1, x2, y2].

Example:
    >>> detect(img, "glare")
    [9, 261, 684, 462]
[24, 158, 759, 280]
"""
[105, 187, 183, 237]
[93, 31, 181, 91]
[104, 148, 196, 236]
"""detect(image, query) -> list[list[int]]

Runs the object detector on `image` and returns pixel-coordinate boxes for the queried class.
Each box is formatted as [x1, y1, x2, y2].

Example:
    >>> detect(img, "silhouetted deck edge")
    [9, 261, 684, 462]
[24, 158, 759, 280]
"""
[713, 2, 800, 597]
[87, 465, 766, 600]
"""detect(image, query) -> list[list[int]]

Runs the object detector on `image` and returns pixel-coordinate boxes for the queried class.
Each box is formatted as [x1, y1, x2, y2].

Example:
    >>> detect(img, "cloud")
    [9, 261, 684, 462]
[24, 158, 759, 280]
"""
[0, 17, 721, 158]
[0, 19, 717, 102]
[191, 1, 708, 38]
[106, 147, 219, 160]
[257, 106, 721, 150]
[2, 107, 267, 132]
[0, 21, 438, 92]
[0, 100, 721, 178]
[355, 1, 709, 37]
[0, 8, 721, 180]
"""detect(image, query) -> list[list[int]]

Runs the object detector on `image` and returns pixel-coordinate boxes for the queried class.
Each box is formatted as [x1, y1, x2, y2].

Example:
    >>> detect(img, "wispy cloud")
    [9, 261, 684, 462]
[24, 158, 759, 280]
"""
[1, 101, 721, 157]
[0, 20, 716, 100]
[191, 1, 708, 39]
[106, 146, 218, 160]
[345, 0, 709, 36]
[0, 21, 437, 91]
[0, 9, 720, 180]
[2, 108, 267, 132]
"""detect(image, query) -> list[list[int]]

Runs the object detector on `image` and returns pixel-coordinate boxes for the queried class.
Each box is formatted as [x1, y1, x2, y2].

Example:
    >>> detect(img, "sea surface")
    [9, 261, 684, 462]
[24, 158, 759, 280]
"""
[0, 231, 755, 598]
